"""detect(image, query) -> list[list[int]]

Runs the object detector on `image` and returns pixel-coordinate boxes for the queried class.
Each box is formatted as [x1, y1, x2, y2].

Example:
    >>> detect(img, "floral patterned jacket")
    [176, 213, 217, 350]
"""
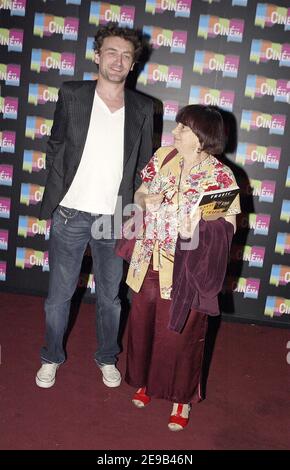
[126, 146, 241, 299]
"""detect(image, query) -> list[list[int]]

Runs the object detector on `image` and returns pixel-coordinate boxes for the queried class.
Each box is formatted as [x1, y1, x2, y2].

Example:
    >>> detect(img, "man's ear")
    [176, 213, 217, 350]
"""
[94, 51, 100, 65]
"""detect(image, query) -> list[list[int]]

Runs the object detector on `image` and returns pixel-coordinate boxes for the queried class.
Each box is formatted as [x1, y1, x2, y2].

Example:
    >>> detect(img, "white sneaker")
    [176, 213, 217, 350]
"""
[35, 363, 59, 388]
[99, 364, 121, 388]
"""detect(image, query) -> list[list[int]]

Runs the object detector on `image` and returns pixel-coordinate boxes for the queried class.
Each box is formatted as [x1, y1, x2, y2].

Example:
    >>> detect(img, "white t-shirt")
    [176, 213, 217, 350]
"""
[60, 91, 124, 214]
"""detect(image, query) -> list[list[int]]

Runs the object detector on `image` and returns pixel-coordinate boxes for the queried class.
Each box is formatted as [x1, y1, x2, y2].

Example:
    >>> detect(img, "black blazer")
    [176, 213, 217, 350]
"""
[39, 80, 154, 220]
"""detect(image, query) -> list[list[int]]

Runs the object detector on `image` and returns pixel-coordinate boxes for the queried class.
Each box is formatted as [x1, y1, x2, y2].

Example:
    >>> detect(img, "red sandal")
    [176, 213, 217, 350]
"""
[168, 403, 191, 431]
[132, 387, 151, 408]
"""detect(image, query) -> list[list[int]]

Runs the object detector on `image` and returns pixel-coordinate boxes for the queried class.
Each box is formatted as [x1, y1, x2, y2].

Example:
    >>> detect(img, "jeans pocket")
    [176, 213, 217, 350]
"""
[57, 205, 79, 219]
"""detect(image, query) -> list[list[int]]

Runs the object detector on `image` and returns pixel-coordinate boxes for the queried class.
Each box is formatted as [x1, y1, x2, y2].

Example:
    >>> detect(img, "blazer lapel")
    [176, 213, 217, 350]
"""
[73, 81, 96, 165]
[124, 89, 146, 168]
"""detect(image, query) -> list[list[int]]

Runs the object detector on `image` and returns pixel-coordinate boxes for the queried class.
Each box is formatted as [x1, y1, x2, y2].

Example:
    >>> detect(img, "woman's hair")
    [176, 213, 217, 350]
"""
[93, 23, 142, 62]
[176, 104, 225, 155]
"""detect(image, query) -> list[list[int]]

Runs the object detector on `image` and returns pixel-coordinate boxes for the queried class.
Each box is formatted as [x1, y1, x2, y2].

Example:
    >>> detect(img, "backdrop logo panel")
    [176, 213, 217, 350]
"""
[79, 273, 95, 294]
[0, 229, 8, 250]
[265, 296, 290, 317]
[0, 130, 16, 153]
[143, 26, 187, 53]
[270, 264, 290, 287]
[233, 277, 261, 299]
[145, 0, 192, 18]
[0, 0, 26, 16]
[250, 39, 290, 67]
[15, 247, 49, 271]
[161, 133, 174, 146]
[0, 197, 11, 218]
[0, 28, 23, 52]
[25, 116, 53, 139]
[245, 75, 290, 104]
[138, 63, 183, 88]
[189, 85, 235, 111]
[240, 110, 286, 135]
[0, 63, 21, 86]
[0, 95, 18, 119]
[163, 100, 179, 121]
[198, 15, 244, 42]
[255, 3, 290, 31]
[250, 178, 276, 203]
[86, 37, 95, 61]
[0, 261, 6, 281]
[0, 164, 13, 186]
[249, 213, 271, 236]
[89, 2, 135, 27]
[20, 183, 44, 206]
[193, 50, 240, 78]
[280, 200, 290, 222]
[18, 216, 51, 240]
[231, 244, 265, 267]
[28, 84, 58, 105]
[31, 49, 75, 76]
[287, 167, 290, 187]
[275, 233, 290, 255]
[236, 143, 280, 169]
[23, 150, 46, 173]
[232, 0, 248, 5]
[34, 13, 79, 40]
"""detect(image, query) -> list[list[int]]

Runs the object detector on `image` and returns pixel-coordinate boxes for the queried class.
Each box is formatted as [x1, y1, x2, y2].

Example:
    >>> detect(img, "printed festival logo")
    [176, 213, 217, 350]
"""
[145, 0, 192, 18]
[28, 83, 58, 105]
[0, 197, 11, 218]
[31, 49, 75, 76]
[0, 63, 21, 86]
[0, 0, 26, 16]
[235, 143, 280, 169]
[25, 116, 53, 139]
[275, 233, 290, 255]
[250, 39, 290, 67]
[270, 264, 290, 287]
[89, 2, 135, 28]
[34, 13, 79, 40]
[0, 28, 23, 52]
[0, 164, 13, 186]
[245, 74, 290, 104]
[143, 26, 187, 53]
[265, 296, 290, 317]
[23, 150, 46, 173]
[229, 277, 261, 299]
[231, 244, 265, 268]
[15, 247, 49, 272]
[280, 200, 290, 223]
[20, 183, 44, 206]
[0, 94, 18, 119]
[198, 15, 244, 42]
[255, 3, 290, 31]
[0, 130, 16, 153]
[249, 213, 271, 236]
[250, 178, 276, 203]
[241, 110, 286, 135]
[163, 100, 179, 121]
[193, 50, 240, 78]
[18, 216, 51, 240]
[138, 63, 183, 88]
[0, 229, 8, 250]
[189, 85, 235, 111]
[0, 261, 6, 281]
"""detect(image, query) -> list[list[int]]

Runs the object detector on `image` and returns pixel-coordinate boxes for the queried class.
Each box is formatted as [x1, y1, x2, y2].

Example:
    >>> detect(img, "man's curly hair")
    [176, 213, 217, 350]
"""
[93, 23, 142, 62]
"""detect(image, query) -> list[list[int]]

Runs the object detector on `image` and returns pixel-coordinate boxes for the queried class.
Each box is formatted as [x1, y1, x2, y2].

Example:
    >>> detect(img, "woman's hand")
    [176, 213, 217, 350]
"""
[143, 193, 164, 212]
[179, 207, 202, 238]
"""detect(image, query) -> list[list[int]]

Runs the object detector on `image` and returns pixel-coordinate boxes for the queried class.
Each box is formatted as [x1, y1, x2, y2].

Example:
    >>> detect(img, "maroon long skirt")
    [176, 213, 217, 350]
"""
[125, 266, 208, 404]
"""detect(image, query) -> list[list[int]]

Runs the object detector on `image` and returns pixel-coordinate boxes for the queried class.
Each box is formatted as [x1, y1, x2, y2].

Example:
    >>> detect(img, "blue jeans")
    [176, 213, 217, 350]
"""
[41, 206, 123, 365]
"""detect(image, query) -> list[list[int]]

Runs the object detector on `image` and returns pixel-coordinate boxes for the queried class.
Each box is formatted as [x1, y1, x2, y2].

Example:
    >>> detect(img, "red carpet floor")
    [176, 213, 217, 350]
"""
[0, 292, 289, 450]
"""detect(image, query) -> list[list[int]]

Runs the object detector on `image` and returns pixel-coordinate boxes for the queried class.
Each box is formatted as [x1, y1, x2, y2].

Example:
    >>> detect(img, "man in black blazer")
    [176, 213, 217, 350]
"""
[36, 24, 154, 389]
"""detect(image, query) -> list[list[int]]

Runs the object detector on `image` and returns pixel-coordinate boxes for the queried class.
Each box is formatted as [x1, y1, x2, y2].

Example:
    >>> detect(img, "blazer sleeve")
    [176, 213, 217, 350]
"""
[134, 99, 154, 190]
[45, 85, 68, 172]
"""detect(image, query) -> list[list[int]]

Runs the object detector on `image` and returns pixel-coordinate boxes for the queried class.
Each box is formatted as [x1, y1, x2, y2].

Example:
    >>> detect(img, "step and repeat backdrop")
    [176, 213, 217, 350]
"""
[0, 0, 289, 326]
